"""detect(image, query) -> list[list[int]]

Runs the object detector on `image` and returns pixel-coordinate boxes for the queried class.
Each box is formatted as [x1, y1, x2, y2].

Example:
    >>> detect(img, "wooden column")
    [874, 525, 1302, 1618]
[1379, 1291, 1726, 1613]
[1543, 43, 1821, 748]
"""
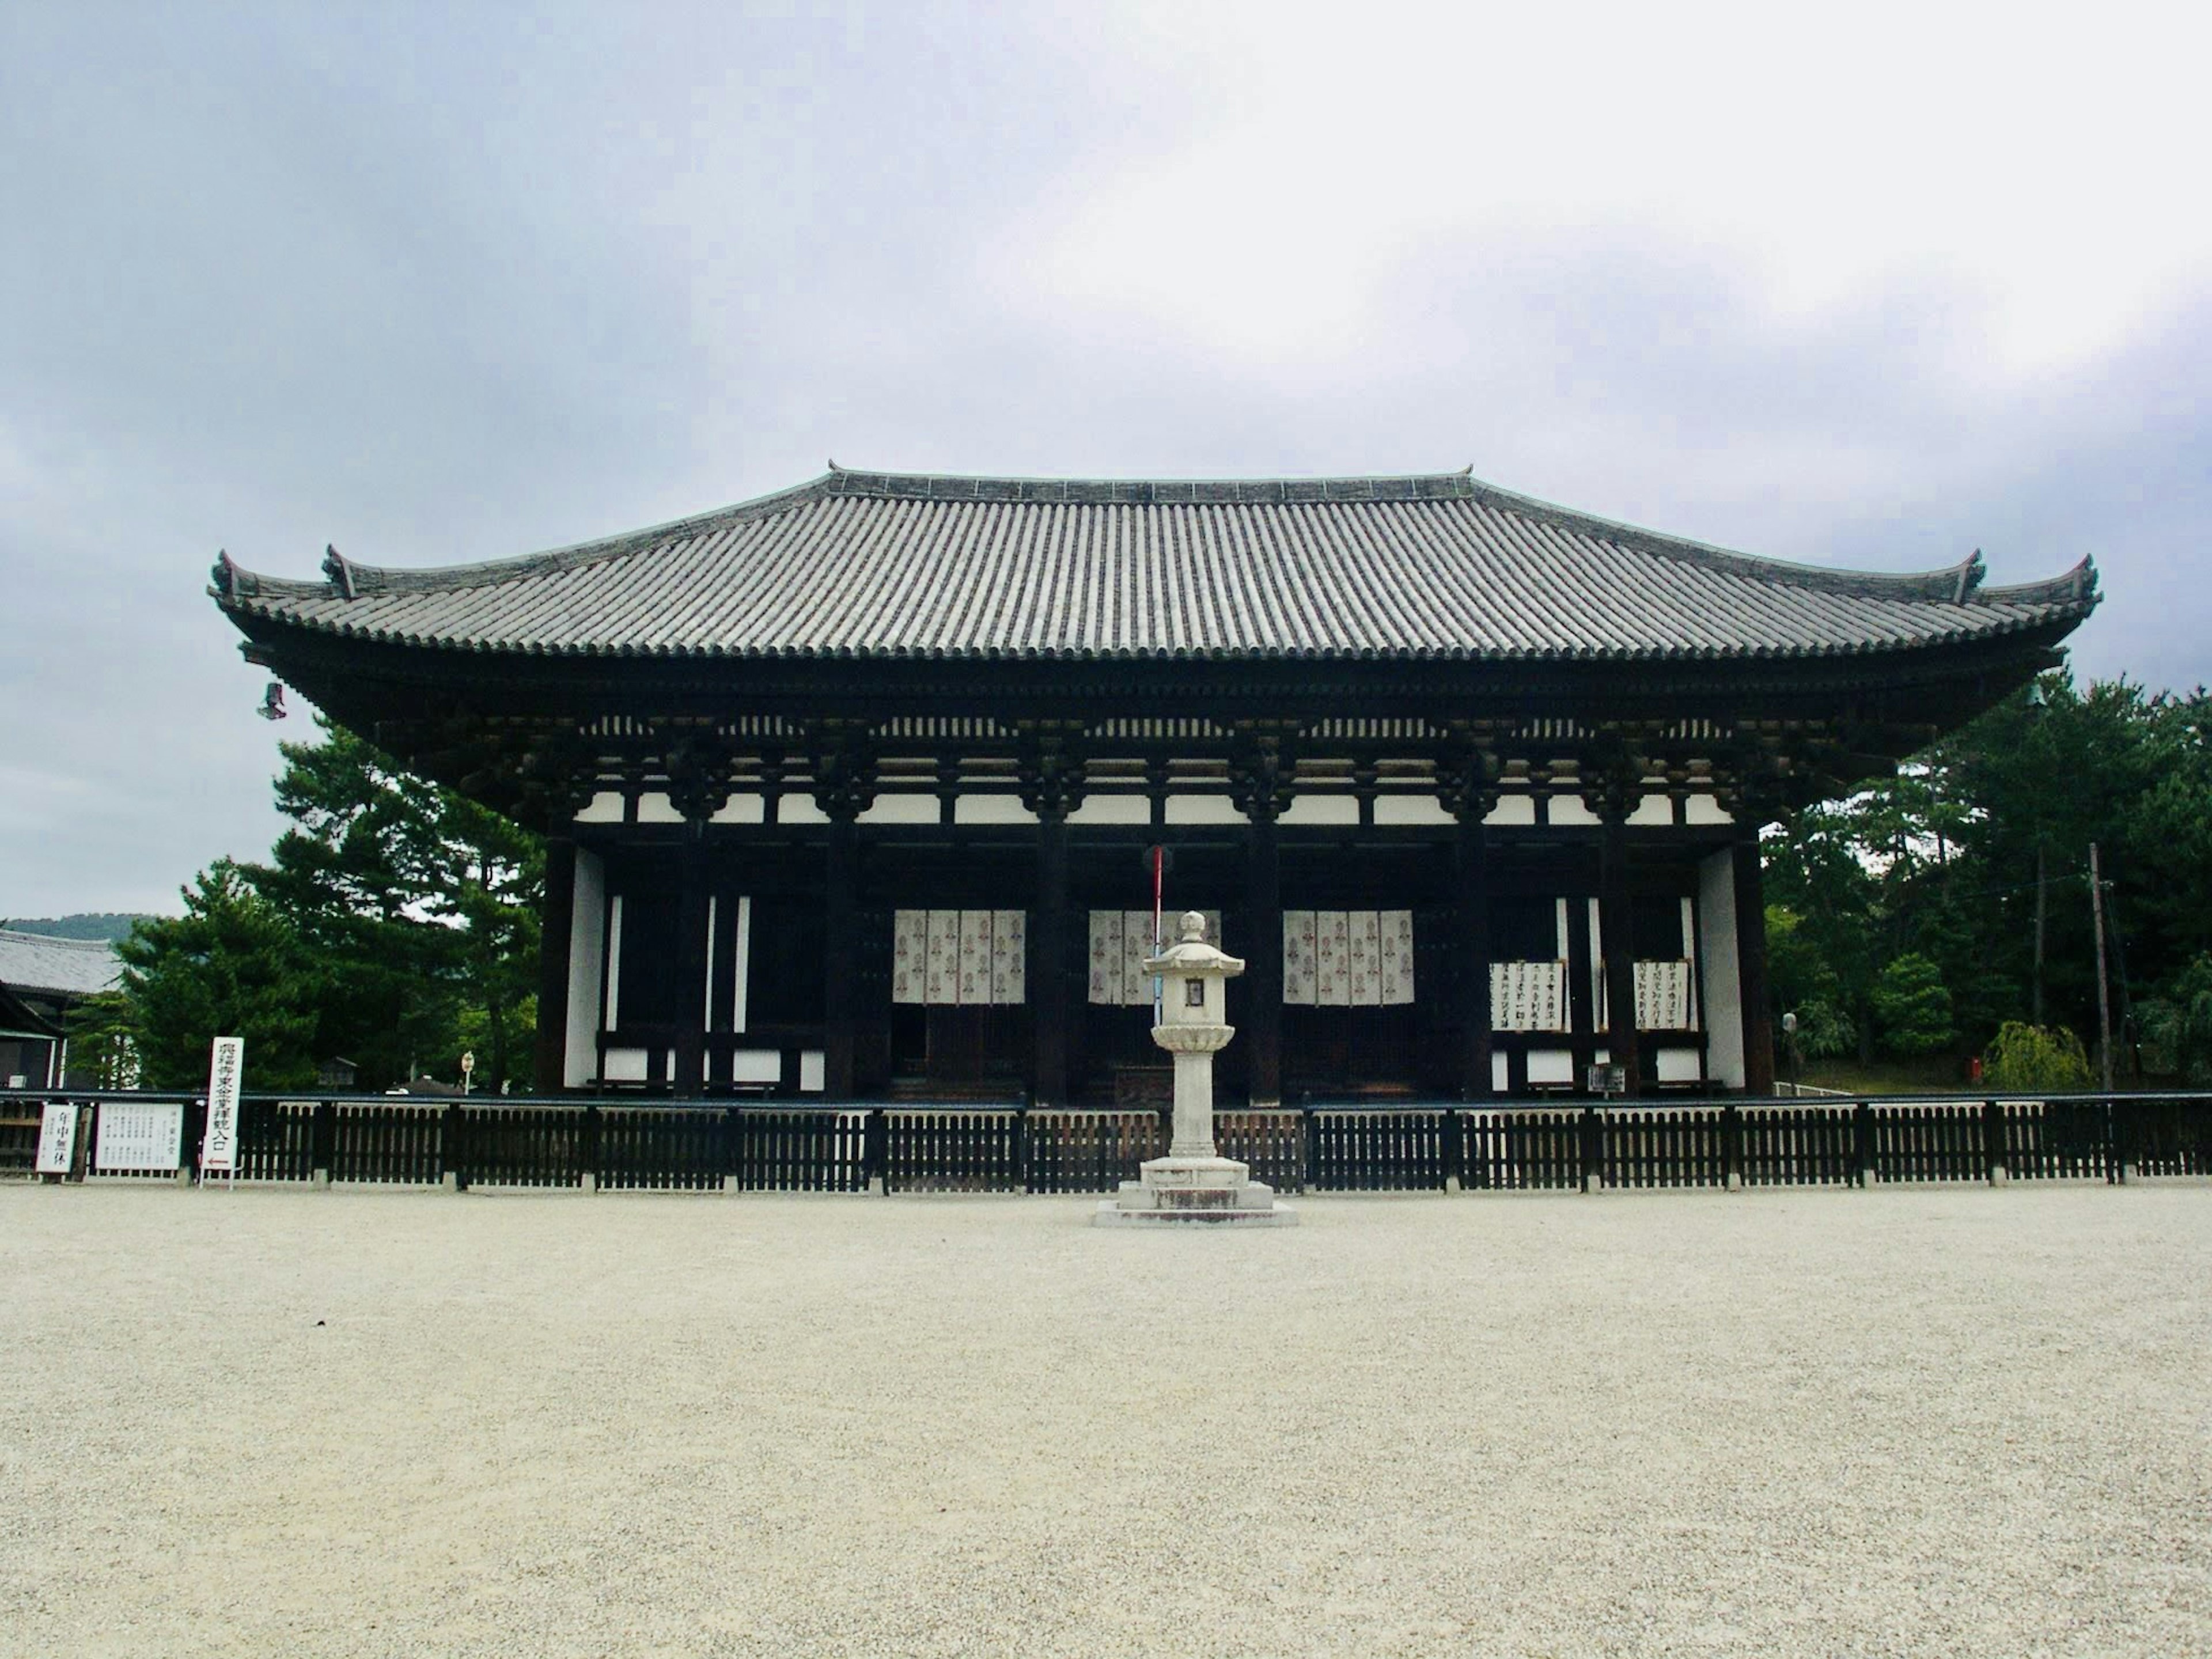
[673, 828, 710, 1096]
[1245, 806, 1283, 1107]
[1733, 825, 1775, 1094]
[1031, 806, 1071, 1107]
[1600, 813, 1643, 1097]
[824, 811, 859, 1099]
[1456, 818, 1494, 1100]
[534, 836, 577, 1093]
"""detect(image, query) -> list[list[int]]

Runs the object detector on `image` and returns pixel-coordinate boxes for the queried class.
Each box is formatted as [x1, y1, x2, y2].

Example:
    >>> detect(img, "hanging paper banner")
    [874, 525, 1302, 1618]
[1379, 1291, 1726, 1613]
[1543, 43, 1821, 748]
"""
[1634, 959, 1694, 1031]
[1490, 960, 1569, 1032]
[924, 911, 959, 1005]
[991, 910, 1025, 1005]
[1282, 911, 1317, 1005]
[892, 909, 928, 1005]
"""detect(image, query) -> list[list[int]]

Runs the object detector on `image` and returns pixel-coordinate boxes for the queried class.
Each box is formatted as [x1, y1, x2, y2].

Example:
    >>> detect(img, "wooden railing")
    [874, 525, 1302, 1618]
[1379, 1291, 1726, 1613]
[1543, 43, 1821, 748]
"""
[5, 1090, 2209, 1196]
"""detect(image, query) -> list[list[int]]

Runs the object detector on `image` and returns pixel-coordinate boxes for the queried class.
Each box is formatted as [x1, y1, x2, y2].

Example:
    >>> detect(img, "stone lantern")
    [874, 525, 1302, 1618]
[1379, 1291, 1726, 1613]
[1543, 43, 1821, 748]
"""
[1094, 910, 1297, 1227]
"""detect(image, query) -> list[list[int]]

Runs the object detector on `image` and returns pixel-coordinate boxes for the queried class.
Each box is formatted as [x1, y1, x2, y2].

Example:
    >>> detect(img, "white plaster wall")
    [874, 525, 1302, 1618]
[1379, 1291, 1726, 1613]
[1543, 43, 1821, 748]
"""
[1548, 796, 1600, 827]
[1068, 796, 1150, 825]
[1280, 795, 1358, 825]
[1699, 846, 1745, 1088]
[1484, 795, 1537, 826]
[777, 794, 829, 825]
[954, 794, 1040, 825]
[636, 791, 684, 824]
[1628, 794, 1673, 827]
[1683, 793, 1734, 825]
[858, 794, 940, 824]
[563, 849, 605, 1088]
[573, 791, 624, 824]
[711, 794, 766, 824]
[1165, 794, 1244, 825]
[1374, 795, 1455, 826]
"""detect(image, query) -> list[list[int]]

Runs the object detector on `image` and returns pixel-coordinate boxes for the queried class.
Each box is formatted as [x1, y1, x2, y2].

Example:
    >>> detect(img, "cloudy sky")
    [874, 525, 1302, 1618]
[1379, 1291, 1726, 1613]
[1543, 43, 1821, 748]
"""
[3, 1, 2206, 918]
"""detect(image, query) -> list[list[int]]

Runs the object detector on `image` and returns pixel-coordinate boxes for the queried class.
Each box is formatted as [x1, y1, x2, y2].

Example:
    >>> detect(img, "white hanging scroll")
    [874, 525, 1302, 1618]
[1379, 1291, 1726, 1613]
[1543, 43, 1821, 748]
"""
[1348, 911, 1380, 1006]
[923, 910, 959, 1006]
[1490, 960, 1569, 1033]
[1634, 959, 1695, 1031]
[1377, 910, 1415, 1005]
[896, 910, 1027, 1005]
[892, 909, 928, 1004]
[1088, 910, 1219, 1005]
[1089, 910, 1123, 1006]
[990, 911, 1025, 1004]
[957, 910, 992, 1006]
[1286, 912, 1414, 1006]
[1282, 911, 1317, 1005]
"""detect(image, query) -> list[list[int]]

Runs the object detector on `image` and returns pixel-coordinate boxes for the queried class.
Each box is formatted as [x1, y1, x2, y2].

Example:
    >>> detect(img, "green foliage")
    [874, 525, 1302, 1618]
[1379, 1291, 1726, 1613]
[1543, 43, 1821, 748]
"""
[112, 862, 320, 1089]
[2136, 955, 2212, 1085]
[244, 720, 543, 1091]
[1871, 952, 1954, 1056]
[1982, 1021, 2093, 1092]
[1763, 906, 1855, 1058]
[103, 720, 544, 1095]
[1762, 669, 2212, 1074]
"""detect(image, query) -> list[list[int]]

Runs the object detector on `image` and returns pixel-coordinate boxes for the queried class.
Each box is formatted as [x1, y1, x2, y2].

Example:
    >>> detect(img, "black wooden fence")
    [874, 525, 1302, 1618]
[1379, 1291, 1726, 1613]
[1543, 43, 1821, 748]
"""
[5, 1090, 2210, 1196]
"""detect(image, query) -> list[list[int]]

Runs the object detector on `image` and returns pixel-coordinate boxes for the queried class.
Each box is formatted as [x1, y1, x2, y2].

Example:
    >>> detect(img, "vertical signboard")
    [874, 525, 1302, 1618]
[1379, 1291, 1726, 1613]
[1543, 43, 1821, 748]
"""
[36, 1101, 79, 1176]
[201, 1036, 245, 1176]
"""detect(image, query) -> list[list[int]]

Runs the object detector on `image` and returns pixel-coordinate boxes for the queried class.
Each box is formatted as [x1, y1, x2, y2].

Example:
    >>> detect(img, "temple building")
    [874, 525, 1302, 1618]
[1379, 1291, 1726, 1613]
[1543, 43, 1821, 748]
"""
[211, 467, 2096, 1104]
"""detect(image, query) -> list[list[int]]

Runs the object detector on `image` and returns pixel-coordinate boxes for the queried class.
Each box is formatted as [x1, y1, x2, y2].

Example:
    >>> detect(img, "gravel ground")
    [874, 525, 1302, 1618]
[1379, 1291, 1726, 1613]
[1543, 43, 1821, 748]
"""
[1, 1181, 2207, 1659]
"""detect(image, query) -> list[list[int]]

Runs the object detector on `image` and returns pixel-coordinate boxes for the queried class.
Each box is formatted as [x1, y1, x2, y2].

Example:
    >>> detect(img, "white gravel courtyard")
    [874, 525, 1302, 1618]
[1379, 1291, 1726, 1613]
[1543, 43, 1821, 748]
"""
[2, 1182, 2207, 1658]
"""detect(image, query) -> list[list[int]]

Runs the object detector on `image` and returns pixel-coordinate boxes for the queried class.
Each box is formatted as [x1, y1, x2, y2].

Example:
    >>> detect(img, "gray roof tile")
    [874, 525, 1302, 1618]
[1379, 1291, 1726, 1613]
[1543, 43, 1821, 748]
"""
[213, 467, 2099, 662]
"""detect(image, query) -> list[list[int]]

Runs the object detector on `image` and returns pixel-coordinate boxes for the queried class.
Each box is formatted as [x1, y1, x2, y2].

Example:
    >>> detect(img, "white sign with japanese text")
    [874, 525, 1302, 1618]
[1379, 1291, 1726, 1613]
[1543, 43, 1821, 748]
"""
[200, 1037, 245, 1173]
[36, 1101, 78, 1175]
[96, 1101, 183, 1172]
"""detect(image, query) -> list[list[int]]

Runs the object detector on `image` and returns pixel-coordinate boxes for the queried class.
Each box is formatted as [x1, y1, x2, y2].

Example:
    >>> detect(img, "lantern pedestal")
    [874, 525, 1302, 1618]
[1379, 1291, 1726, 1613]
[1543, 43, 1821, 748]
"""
[1092, 912, 1297, 1228]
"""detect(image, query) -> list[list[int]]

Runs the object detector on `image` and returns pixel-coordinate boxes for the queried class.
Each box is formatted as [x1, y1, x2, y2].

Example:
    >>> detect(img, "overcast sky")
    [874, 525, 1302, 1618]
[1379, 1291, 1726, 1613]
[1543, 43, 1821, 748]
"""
[3, 1, 2206, 918]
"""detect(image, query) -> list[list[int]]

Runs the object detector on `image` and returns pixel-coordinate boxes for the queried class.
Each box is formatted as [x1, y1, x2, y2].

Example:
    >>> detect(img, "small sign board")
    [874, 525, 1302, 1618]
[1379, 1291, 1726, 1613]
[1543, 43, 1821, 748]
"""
[1587, 1063, 1627, 1097]
[201, 1037, 245, 1175]
[36, 1101, 78, 1175]
[96, 1101, 183, 1172]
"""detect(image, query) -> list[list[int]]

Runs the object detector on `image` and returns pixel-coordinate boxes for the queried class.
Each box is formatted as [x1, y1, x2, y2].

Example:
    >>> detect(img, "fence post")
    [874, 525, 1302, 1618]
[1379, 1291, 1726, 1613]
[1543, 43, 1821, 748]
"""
[867, 1107, 886, 1195]
[2110, 1096, 2131, 1184]
[1722, 1099, 1744, 1191]
[443, 1101, 464, 1192]
[1301, 1105, 1320, 1194]
[1013, 1106, 1029, 1195]
[1983, 1097, 2008, 1184]
[1581, 1101, 1603, 1194]
[1854, 1098, 1877, 1187]
[310, 1099, 334, 1188]
[1443, 1108, 1463, 1193]
[580, 1102, 600, 1194]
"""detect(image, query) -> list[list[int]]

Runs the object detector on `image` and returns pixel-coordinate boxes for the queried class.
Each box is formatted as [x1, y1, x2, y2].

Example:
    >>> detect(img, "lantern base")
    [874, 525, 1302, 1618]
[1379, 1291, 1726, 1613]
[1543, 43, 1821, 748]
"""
[1090, 1156, 1299, 1227]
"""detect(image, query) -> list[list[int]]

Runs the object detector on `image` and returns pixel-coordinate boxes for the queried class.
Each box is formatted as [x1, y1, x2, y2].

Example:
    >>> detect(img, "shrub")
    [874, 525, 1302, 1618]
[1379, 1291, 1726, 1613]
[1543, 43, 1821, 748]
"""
[1983, 1021, 2093, 1092]
[1872, 953, 1954, 1056]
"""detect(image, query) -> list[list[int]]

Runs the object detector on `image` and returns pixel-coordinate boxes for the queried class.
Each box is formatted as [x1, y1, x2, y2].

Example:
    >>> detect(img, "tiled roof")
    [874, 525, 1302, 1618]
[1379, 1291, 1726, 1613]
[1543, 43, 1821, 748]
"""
[0, 929, 122, 998]
[212, 467, 2098, 663]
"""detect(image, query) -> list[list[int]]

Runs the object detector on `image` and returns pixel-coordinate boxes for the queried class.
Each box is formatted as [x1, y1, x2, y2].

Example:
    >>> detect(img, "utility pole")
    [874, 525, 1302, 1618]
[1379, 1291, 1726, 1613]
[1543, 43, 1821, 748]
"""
[2089, 842, 2113, 1093]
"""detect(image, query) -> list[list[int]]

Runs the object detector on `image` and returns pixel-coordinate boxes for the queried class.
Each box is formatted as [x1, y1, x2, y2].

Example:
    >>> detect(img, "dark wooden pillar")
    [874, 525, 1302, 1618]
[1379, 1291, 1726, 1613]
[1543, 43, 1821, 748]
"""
[1600, 813, 1643, 1097]
[673, 828, 710, 1096]
[535, 836, 577, 1093]
[1245, 806, 1283, 1106]
[1456, 819, 1494, 1100]
[824, 811, 859, 1098]
[1031, 806, 1071, 1107]
[1733, 825, 1775, 1094]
